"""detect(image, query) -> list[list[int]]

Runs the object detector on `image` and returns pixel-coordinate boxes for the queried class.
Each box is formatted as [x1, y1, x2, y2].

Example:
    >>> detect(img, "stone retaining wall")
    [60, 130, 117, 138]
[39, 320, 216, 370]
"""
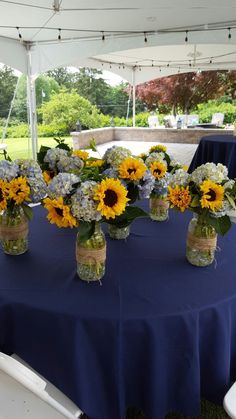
[71, 127, 234, 149]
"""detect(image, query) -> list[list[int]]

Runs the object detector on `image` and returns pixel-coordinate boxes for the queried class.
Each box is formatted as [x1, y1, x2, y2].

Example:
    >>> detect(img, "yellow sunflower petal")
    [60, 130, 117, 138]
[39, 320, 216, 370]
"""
[0, 179, 8, 210]
[118, 157, 146, 181]
[150, 161, 167, 180]
[43, 197, 77, 228]
[149, 144, 167, 153]
[200, 180, 224, 211]
[94, 178, 129, 219]
[8, 176, 30, 204]
[168, 185, 191, 212]
[72, 150, 89, 161]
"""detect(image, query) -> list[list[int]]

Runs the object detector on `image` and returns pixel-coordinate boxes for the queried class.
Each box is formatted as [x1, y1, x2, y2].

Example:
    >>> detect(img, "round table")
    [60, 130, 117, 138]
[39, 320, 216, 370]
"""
[0, 203, 236, 419]
[189, 134, 236, 178]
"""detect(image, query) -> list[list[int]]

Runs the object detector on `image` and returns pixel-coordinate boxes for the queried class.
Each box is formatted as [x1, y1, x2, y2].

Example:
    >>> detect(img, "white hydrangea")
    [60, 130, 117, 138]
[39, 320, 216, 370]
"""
[169, 169, 190, 187]
[190, 163, 228, 185]
[103, 146, 132, 168]
[48, 173, 80, 198]
[71, 181, 102, 222]
[0, 160, 19, 181]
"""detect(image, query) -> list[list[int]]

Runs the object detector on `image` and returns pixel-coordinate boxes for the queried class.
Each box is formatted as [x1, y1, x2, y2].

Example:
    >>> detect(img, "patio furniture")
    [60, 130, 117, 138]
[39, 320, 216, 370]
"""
[0, 352, 82, 418]
[0, 202, 236, 419]
[224, 381, 236, 418]
[188, 134, 236, 178]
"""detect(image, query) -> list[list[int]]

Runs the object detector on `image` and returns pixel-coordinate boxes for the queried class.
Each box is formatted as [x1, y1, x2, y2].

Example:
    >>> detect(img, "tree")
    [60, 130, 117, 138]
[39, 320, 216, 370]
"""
[46, 68, 75, 89]
[136, 71, 234, 115]
[13, 75, 60, 122]
[0, 66, 17, 119]
[39, 89, 102, 131]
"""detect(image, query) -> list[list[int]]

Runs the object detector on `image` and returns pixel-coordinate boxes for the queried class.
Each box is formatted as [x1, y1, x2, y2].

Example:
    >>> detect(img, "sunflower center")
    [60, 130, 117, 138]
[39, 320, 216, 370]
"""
[127, 168, 136, 175]
[0, 189, 3, 202]
[104, 189, 118, 207]
[55, 207, 64, 217]
[154, 168, 161, 175]
[207, 189, 216, 201]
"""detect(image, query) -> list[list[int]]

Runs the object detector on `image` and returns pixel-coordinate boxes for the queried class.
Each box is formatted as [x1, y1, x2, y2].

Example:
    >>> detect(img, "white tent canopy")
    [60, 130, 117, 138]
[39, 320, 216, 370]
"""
[0, 0, 236, 156]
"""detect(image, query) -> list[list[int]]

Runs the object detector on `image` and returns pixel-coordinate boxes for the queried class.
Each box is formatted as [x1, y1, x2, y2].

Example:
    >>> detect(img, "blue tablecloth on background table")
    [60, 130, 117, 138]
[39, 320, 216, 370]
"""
[0, 202, 236, 419]
[189, 135, 236, 177]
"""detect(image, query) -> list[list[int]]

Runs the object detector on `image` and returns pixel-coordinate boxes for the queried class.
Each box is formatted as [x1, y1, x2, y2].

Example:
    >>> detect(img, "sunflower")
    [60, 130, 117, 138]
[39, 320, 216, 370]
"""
[0, 179, 8, 210]
[168, 185, 191, 212]
[149, 144, 167, 153]
[86, 159, 105, 168]
[43, 170, 54, 184]
[43, 197, 78, 228]
[200, 180, 224, 211]
[150, 161, 167, 180]
[72, 150, 89, 161]
[94, 178, 129, 219]
[118, 158, 146, 181]
[8, 176, 30, 204]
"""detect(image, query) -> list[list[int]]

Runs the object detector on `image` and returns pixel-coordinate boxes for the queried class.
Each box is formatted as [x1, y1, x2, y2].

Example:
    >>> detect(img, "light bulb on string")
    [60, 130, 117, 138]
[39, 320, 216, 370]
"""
[144, 32, 147, 43]
[228, 28, 232, 40]
[102, 31, 105, 41]
[185, 30, 188, 43]
[16, 27, 22, 40]
[58, 28, 61, 41]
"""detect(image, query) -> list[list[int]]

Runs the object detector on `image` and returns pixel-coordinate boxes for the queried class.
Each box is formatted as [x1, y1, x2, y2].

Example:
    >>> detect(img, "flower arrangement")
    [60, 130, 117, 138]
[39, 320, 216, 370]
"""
[0, 159, 47, 254]
[140, 144, 184, 220]
[43, 171, 130, 281]
[167, 163, 236, 266]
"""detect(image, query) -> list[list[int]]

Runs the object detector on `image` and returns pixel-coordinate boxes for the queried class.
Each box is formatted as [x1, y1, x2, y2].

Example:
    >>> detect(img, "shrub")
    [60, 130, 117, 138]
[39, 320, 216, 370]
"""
[196, 101, 236, 124]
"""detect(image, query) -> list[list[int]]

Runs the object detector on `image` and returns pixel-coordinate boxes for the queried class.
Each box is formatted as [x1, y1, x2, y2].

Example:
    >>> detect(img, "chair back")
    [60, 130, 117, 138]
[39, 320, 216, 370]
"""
[211, 113, 224, 126]
[224, 381, 236, 418]
[0, 352, 82, 419]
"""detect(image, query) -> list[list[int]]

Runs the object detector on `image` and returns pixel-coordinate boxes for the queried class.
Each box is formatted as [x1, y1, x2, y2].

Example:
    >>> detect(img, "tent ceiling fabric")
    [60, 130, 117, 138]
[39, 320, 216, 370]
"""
[0, 0, 236, 83]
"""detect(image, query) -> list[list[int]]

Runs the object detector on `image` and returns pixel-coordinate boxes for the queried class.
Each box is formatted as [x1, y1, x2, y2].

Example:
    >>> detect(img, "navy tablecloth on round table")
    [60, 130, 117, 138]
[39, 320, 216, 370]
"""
[189, 135, 236, 178]
[0, 203, 236, 419]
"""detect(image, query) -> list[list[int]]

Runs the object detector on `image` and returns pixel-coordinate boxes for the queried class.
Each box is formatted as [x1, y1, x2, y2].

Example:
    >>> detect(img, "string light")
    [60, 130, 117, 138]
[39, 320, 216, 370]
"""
[144, 32, 147, 43]
[16, 26, 22, 39]
[102, 31, 105, 41]
[209, 58, 212, 64]
[189, 61, 192, 67]
[58, 28, 61, 40]
[228, 27, 232, 40]
[151, 61, 154, 67]
[185, 30, 188, 43]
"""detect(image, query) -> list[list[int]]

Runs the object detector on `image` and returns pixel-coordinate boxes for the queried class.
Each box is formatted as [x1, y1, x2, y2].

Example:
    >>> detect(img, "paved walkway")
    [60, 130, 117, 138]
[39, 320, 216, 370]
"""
[93, 141, 197, 167]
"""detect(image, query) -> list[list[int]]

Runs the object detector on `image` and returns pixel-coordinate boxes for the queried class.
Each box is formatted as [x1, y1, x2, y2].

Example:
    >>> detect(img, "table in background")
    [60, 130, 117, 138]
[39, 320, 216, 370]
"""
[0, 203, 236, 419]
[189, 135, 236, 177]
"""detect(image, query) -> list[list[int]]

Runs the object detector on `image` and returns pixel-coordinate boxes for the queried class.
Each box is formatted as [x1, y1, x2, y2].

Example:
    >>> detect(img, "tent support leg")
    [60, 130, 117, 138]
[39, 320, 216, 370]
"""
[27, 47, 38, 160]
[132, 68, 136, 127]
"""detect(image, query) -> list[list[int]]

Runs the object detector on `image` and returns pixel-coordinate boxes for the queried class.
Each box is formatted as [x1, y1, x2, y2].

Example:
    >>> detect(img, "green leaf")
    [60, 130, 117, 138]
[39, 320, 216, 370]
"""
[190, 194, 200, 208]
[225, 192, 236, 210]
[22, 204, 33, 221]
[106, 206, 148, 228]
[78, 221, 95, 242]
[207, 214, 231, 236]
[127, 183, 139, 204]
[87, 138, 97, 152]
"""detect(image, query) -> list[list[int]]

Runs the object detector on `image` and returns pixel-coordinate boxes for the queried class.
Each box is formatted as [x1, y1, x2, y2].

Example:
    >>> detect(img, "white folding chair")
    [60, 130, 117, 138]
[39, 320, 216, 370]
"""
[223, 381, 236, 418]
[0, 352, 83, 419]
[211, 112, 224, 126]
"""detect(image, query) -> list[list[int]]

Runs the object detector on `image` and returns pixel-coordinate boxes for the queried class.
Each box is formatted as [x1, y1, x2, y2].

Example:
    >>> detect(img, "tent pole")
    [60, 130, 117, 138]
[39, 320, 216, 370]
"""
[132, 68, 136, 127]
[26, 45, 38, 160]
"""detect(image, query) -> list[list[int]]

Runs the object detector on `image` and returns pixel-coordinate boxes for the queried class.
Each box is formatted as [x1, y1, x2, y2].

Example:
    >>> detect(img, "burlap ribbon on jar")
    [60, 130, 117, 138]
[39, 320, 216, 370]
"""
[187, 232, 217, 251]
[76, 243, 106, 264]
[0, 220, 28, 240]
[150, 198, 169, 210]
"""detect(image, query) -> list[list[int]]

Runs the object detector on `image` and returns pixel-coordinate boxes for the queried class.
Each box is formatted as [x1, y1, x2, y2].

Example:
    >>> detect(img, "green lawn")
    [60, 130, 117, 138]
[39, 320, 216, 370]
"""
[0, 136, 72, 160]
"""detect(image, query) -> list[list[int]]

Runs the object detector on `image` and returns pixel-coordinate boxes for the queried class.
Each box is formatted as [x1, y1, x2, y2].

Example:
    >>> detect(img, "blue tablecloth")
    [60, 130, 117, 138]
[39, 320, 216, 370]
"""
[189, 135, 236, 177]
[0, 203, 236, 419]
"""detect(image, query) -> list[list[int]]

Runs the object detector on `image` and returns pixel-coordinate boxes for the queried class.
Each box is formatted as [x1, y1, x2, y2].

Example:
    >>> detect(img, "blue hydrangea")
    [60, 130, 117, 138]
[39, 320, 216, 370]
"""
[28, 177, 47, 203]
[57, 155, 84, 174]
[16, 159, 42, 178]
[0, 160, 19, 181]
[48, 173, 80, 198]
[138, 170, 155, 199]
[44, 148, 69, 170]
[71, 181, 102, 222]
[102, 168, 119, 178]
